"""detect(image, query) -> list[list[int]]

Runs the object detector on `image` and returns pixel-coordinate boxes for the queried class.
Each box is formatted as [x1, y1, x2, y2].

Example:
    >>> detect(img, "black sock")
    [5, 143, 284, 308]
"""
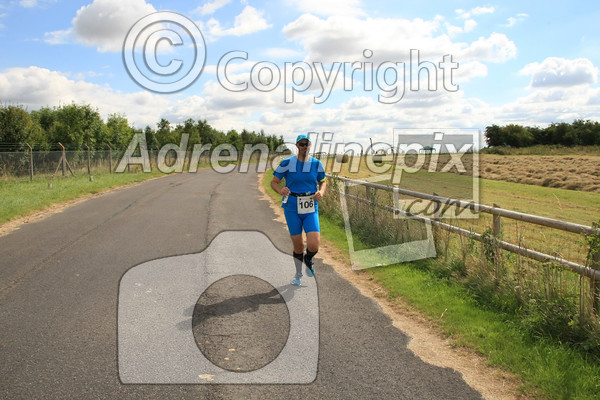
[293, 252, 304, 275]
[305, 249, 318, 263]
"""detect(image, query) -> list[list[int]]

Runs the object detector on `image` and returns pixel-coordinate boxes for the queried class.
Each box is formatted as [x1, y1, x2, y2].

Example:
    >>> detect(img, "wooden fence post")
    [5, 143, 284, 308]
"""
[59, 142, 66, 177]
[592, 253, 600, 315]
[107, 144, 112, 173]
[492, 203, 502, 238]
[432, 192, 442, 225]
[84, 143, 91, 176]
[26, 143, 33, 181]
[492, 204, 503, 270]
[591, 224, 600, 315]
[53, 143, 75, 178]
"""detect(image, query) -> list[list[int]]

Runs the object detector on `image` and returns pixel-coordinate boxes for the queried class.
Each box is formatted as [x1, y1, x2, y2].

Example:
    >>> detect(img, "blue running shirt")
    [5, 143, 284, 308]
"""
[273, 156, 326, 211]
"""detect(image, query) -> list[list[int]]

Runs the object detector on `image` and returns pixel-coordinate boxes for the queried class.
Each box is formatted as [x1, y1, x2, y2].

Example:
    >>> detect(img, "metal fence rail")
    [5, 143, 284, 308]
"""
[329, 174, 600, 310]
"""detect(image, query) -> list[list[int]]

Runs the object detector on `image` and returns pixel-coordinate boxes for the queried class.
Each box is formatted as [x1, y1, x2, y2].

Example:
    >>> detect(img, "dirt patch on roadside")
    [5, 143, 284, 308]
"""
[258, 173, 530, 400]
[0, 175, 166, 238]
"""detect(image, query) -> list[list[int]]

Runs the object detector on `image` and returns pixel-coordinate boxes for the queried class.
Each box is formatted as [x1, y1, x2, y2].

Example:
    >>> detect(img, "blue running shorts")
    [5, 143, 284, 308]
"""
[283, 208, 320, 236]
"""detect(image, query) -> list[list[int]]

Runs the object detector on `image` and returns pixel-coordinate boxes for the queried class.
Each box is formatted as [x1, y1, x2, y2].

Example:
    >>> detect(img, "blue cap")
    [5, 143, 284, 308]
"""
[296, 133, 311, 143]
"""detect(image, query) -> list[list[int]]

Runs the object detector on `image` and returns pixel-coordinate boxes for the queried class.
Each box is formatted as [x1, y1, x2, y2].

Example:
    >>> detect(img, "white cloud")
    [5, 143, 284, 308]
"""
[46, 0, 157, 52]
[206, 6, 271, 37]
[0, 66, 170, 127]
[455, 61, 488, 82]
[504, 13, 528, 27]
[18, 0, 58, 9]
[495, 85, 600, 125]
[283, 14, 516, 64]
[520, 57, 598, 88]
[285, 0, 365, 17]
[459, 33, 517, 63]
[262, 47, 303, 59]
[447, 18, 478, 36]
[445, 22, 463, 37]
[20, 0, 38, 8]
[193, 0, 231, 16]
[464, 19, 477, 32]
[456, 6, 495, 19]
[44, 28, 73, 45]
[283, 14, 446, 62]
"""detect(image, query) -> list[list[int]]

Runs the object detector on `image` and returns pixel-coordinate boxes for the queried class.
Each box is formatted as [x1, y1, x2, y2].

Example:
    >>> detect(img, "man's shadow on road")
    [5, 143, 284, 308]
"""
[176, 284, 301, 331]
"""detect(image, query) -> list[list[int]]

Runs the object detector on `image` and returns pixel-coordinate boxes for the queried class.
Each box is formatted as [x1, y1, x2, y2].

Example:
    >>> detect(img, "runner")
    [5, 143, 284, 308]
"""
[271, 134, 327, 286]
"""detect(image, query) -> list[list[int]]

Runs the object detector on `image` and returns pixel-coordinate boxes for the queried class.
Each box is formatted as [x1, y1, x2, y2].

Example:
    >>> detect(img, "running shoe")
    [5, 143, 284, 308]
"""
[292, 273, 302, 286]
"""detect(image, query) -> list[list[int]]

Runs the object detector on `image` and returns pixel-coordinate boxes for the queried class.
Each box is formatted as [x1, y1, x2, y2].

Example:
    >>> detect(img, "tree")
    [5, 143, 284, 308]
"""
[484, 124, 503, 147]
[106, 113, 134, 150]
[547, 122, 572, 146]
[0, 104, 43, 150]
[155, 118, 173, 148]
[226, 129, 242, 151]
[144, 125, 158, 151]
[503, 124, 533, 147]
[48, 103, 107, 149]
[182, 118, 200, 147]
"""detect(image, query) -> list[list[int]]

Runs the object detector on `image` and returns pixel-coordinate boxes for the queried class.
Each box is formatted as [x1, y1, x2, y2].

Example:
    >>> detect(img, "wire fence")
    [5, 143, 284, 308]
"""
[323, 174, 600, 320]
[0, 149, 219, 179]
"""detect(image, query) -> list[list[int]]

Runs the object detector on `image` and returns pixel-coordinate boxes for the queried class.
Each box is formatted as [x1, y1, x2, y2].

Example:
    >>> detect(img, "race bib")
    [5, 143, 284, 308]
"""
[297, 195, 315, 214]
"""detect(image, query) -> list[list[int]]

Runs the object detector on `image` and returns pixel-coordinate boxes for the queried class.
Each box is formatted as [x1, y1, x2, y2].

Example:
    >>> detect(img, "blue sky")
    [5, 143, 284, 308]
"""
[1, 0, 599, 147]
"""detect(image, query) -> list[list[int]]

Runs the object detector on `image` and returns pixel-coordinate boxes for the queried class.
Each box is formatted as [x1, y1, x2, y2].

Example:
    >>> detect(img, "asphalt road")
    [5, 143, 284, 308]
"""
[0, 168, 483, 399]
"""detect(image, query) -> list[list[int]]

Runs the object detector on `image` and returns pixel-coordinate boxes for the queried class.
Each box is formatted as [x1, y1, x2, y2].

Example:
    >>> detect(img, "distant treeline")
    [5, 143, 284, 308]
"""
[484, 120, 600, 148]
[0, 103, 286, 152]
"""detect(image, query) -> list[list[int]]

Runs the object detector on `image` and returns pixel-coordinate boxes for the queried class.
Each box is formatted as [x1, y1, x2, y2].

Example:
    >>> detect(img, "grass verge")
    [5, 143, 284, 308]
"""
[0, 171, 165, 225]
[262, 170, 600, 399]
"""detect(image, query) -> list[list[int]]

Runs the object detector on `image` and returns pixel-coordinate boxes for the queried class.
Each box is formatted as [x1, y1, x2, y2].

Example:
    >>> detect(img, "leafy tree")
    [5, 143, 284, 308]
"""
[503, 124, 533, 147]
[155, 118, 173, 147]
[226, 129, 242, 151]
[0, 104, 43, 150]
[144, 125, 158, 150]
[48, 103, 107, 149]
[181, 118, 200, 147]
[547, 122, 571, 145]
[484, 125, 503, 147]
[106, 113, 134, 150]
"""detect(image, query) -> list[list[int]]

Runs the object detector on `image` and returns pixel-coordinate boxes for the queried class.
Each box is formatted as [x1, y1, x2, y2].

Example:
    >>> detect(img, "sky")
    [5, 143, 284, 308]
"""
[1, 0, 599, 147]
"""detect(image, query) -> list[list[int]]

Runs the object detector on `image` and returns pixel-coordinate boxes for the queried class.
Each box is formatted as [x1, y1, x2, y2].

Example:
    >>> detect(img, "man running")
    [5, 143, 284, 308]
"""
[271, 134, 327, 286]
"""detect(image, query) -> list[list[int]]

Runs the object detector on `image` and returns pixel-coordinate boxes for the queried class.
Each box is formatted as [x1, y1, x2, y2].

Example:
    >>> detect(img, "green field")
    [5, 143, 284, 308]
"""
[263, 168, 600, 400]
[0, 171, 165, 225]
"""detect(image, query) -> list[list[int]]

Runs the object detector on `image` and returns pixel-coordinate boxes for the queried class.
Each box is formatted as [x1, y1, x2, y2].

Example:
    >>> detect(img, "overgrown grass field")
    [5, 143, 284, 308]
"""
[262, 160, 600, 399]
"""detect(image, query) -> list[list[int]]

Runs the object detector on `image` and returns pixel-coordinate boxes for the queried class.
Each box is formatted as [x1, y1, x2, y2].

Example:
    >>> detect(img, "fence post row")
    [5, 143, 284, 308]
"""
[329, 174, 600, 316]
[3, 144, 124, 178]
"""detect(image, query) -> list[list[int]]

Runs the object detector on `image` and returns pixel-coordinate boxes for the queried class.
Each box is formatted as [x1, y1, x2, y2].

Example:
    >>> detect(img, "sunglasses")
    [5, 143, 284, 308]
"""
[297, 142, 310, 147]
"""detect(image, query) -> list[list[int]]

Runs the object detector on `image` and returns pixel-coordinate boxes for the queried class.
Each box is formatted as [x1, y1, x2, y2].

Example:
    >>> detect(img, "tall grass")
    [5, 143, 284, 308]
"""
[321, 173, 600, 358]
[262, 170, 600, 399]
[481, 144, 600, 156]
[0, 170, 164, 224]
